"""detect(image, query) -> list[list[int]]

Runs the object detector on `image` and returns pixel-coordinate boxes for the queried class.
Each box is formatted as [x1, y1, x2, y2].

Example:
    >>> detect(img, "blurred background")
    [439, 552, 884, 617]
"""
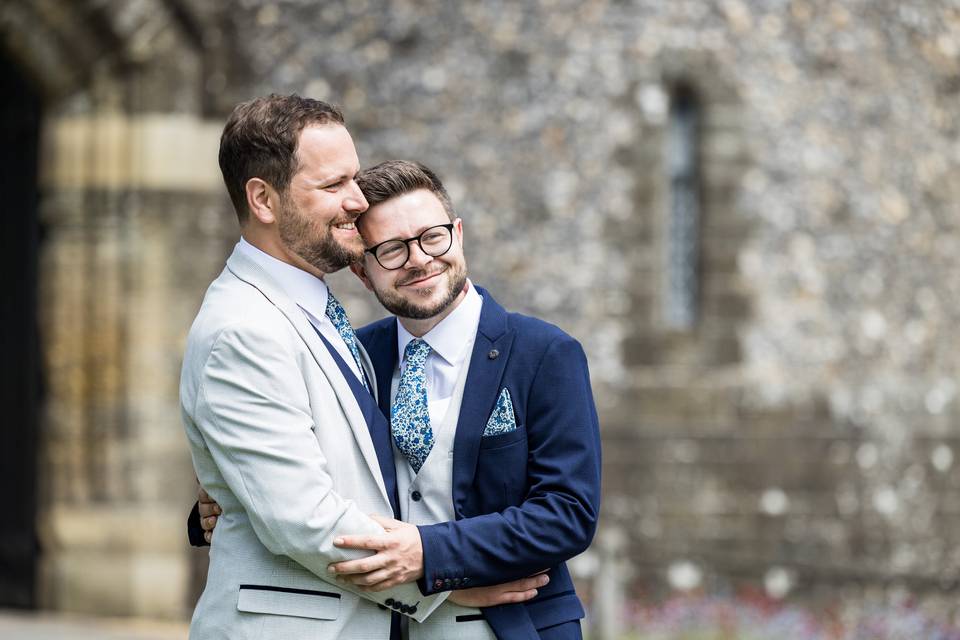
[2, 0, 960, 638]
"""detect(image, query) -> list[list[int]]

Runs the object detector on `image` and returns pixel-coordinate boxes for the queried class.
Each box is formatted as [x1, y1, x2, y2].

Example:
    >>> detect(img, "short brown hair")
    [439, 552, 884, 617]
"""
[219, 94, 345, 223]
[356, 160, 455, 220]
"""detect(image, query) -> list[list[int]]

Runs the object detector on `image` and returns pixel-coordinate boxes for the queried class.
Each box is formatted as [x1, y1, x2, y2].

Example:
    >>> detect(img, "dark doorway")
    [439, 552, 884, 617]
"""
[0, 54, 43, 608]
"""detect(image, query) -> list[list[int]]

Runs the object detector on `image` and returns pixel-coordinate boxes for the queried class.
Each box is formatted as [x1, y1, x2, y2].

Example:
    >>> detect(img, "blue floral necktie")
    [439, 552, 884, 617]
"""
[392, 338, 433, 473]
[324, 290, 369, 392]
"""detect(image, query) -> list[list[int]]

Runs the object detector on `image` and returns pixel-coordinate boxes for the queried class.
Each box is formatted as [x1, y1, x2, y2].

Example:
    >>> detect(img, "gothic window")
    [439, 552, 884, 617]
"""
[664, 84, 700, 330]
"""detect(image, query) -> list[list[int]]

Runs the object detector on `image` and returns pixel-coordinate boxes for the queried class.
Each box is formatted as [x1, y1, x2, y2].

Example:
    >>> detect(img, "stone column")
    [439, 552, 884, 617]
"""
[37, 107, 229, 619]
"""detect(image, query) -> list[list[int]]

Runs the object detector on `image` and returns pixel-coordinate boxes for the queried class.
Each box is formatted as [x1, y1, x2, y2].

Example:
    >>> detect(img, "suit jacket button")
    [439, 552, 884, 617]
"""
[444, 578, 452, 588]
[410, 605, 418, 614]
[434, 579, 444, 590]
[462, 577, 470, 585]
[488, 349, 499, 359]
[377, 604, 387, 610]
[411, 490, 422, 502]
[385, 598, 395, 606]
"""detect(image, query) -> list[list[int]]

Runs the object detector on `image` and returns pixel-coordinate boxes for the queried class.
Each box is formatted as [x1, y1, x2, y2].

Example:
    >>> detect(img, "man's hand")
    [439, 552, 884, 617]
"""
[198, 487, 221, 543]
[448, 574, 549, 607]
[329, 515, 423, 591]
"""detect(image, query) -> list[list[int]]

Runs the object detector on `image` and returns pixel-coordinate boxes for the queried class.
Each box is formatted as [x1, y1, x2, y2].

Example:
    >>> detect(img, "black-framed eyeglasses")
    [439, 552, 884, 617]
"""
[364, 223, 455, 270]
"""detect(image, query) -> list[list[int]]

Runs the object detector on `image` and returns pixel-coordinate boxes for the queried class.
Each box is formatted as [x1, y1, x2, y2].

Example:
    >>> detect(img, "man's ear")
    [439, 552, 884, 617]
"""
[454, 218, 464, 249]
[350, 261, 375, 292]
[245, 178, 279, 224]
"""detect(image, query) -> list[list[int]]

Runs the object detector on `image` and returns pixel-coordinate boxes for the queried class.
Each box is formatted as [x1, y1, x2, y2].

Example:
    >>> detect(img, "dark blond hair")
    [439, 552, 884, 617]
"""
[356, 160, 455, 220]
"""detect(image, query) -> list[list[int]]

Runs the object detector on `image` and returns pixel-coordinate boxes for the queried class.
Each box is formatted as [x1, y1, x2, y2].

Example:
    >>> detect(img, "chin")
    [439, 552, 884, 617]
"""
[336, 241, 365, 261]
[339, 235, 364, 251]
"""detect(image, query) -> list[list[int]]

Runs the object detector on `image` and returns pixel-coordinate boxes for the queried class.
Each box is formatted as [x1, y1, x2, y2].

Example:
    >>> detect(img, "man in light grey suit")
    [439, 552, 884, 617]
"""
[181, 95, 540, 639]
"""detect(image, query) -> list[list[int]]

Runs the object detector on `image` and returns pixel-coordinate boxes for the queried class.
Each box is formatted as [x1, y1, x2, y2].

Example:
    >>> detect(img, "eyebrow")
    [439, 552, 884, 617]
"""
[380, 223, 449, 244]
[316, 173, 351, 186]
[304, 165, 357, 186]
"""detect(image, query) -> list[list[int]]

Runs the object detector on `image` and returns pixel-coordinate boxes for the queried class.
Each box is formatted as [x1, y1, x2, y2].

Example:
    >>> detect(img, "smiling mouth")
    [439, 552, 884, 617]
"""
[400, 269, 445, 287]
[333, 221, 357, 231]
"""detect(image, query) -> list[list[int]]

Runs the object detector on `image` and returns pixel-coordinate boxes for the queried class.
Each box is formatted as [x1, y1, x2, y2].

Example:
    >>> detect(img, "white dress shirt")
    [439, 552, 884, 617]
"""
[236, 238, 367, 385]
[395, 281, 483, 428]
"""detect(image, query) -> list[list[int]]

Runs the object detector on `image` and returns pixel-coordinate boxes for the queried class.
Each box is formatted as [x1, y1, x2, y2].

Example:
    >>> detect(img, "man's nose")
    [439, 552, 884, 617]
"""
[343, 180, 368, 213]
[405, 241, 433, 268]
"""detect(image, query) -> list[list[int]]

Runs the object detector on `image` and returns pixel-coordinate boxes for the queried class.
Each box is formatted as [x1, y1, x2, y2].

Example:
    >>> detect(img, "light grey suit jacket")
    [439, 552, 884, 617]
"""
[181, 247, 442, 639]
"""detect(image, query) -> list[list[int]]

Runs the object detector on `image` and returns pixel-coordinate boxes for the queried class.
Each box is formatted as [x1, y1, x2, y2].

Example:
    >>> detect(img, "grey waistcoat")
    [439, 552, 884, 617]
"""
[393, 337, 498, 640]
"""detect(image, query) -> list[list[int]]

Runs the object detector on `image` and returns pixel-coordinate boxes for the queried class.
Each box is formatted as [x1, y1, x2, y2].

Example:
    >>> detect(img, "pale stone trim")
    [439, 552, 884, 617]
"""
[38, 506, 191, 618]
[41, 113, 223, 192]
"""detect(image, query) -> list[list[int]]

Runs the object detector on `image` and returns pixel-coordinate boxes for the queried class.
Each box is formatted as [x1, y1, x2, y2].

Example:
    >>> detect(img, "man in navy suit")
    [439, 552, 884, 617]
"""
[195, 160, 601, 639]
[332, 160, 601, 638]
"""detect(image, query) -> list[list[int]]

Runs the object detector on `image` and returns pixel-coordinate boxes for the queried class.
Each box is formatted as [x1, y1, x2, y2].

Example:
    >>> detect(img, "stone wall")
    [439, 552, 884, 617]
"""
[222, 0, 960, 610]
[4, 0, 960, 623]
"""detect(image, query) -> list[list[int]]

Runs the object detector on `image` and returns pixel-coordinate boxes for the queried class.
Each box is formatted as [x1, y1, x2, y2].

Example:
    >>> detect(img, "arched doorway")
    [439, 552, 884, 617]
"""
[0, 52, 43, 608]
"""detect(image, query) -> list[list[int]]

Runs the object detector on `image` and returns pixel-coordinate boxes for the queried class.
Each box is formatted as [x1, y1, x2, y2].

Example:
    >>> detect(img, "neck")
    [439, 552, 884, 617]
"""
[397, 283, 469, 337]
[242, 228, 326, 280]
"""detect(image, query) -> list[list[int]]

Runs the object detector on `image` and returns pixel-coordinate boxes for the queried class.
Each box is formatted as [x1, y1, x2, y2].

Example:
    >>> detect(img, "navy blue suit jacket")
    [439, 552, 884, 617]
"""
[358, 286, 602, 638]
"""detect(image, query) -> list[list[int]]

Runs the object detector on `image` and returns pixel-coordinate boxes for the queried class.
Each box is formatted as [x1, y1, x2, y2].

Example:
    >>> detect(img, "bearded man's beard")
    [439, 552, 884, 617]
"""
[372, 261, 468, 320]
[277, 197, 363, 273]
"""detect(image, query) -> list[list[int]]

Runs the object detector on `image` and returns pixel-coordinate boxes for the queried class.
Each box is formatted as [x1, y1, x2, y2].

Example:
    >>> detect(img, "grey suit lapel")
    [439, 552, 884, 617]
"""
[224, 247, 392, 509]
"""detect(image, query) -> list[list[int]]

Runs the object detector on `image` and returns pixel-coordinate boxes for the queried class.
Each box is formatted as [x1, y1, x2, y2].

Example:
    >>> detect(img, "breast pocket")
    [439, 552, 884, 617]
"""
[475, 424, 528, 506]
[236, 584, 341, 620]
[478, 424, 526, 450]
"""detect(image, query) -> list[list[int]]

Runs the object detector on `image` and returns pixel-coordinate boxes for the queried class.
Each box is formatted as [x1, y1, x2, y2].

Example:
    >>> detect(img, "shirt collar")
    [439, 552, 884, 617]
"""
[396, 280, 482, 366]
[236, 238, 330, 323]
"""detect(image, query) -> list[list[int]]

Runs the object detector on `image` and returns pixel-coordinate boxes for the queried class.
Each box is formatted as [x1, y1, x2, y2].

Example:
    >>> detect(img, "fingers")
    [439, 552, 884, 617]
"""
[467, 574, 549, 606]
[201, 515, 218, 531]
[498, 587, 539, 604]
[338, 568, 394, 589]
[196, 486, 220, 542]
[329, 552, 390, 576]
[198, 498, 221, 519]
[449, 582, 542, 608]
[508, 574, 550, 592]
[333, 534, 390, 552]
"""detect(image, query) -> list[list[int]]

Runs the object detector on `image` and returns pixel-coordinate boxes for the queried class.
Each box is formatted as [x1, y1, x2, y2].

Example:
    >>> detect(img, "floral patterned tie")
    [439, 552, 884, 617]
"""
[324, 290, 369, 392]
[392, 338, 433, 473]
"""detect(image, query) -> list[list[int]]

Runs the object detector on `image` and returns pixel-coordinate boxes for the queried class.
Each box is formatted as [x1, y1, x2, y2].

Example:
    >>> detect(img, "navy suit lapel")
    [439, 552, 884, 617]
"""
[452, 288, 514, 511]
